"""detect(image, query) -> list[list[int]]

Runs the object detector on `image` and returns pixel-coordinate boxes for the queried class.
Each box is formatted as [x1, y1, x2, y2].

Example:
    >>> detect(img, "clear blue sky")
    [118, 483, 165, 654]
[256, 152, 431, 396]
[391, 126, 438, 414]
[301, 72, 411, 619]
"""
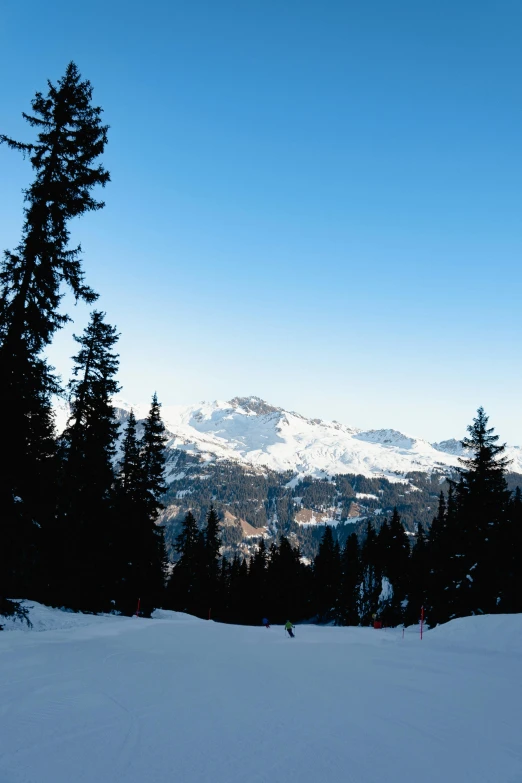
[1, 0, 521, 442]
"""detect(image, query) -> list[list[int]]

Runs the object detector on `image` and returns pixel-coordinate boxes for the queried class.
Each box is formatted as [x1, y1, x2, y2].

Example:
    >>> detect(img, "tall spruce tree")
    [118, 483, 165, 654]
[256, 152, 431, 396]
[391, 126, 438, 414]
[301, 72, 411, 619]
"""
[129, 394, 168, 615]
[358, 522, 381, 624]
[249, 538, 268, 624]
[119, 411, 141, 495]
[166, 511, 202, 615]
[448, 408, 511, 618]
[114, 407, 166, 615]
[337, 532, 361, 625]
[0, 62, 109, 602]
[425, 490, 452, 625]
[201, 506, 223, 618]
[266, 535, 309, 623]
[113, 411, 141, 611]
[500, 487, 522, 612]
[52, 311, 119, 610]
[380, 508, 410, 626]
[226, 555, 250, 624]
[313, 526, 341, 623]
[0, 62, 108, 352]
[405, 523, 428, 626]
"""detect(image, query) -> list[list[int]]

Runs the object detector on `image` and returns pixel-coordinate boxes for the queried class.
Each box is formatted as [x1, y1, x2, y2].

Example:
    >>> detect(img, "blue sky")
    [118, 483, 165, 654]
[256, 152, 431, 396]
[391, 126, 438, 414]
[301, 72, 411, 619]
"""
[1, 0, 521, 442]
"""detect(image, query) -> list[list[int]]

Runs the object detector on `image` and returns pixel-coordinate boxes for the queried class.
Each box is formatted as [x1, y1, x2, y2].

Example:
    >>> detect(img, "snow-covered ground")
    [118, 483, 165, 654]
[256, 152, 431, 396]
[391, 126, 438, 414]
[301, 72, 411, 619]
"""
[1, 602, 521, 783]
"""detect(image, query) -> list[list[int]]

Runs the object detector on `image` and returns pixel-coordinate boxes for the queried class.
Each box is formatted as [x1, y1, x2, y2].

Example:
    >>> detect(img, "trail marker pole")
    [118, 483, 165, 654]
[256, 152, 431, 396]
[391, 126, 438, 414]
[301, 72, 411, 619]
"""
[135, 597, 141, 617]
[420, 605, 424, 640]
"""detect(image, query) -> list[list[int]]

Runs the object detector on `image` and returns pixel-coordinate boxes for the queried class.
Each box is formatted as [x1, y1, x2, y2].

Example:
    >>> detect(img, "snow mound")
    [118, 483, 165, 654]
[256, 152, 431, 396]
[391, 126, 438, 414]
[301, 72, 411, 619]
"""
[427, 613, 522, 654]
[151, 608, 205, 623]
[0, 600, 119, 632]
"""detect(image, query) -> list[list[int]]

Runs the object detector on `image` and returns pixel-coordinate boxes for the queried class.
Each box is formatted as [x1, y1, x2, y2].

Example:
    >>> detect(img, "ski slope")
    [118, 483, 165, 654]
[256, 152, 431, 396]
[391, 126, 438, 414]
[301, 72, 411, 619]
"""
[1, 603, 521, 783]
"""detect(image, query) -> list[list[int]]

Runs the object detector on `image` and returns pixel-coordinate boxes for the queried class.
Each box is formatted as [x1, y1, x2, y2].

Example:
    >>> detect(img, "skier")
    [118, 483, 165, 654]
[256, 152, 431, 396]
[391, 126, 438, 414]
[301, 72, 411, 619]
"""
[262, 617, 270, 629]
[284, 620, 295, 638]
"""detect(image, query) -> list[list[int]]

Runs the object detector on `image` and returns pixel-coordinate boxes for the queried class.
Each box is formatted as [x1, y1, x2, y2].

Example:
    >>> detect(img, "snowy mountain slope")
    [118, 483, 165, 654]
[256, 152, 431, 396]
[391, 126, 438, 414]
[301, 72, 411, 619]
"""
[1, 603, 522, 783]
[110, 395, 522, 482]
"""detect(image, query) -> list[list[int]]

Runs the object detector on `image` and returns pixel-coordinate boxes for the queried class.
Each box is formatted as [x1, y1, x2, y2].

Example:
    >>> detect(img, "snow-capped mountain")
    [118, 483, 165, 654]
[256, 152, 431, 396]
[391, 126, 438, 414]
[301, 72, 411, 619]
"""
[109, 395, 522, 482]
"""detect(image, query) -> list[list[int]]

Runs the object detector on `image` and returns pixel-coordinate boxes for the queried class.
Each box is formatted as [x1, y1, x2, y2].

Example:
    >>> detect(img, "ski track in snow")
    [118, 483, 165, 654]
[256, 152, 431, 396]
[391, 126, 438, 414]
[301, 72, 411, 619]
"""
[1, 604, 522, 783]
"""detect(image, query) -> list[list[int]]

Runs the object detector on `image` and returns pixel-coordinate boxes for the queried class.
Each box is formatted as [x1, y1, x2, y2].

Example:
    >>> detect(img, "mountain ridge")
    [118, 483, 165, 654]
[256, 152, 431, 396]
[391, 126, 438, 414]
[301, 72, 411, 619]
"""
[106, 395, 522, 481]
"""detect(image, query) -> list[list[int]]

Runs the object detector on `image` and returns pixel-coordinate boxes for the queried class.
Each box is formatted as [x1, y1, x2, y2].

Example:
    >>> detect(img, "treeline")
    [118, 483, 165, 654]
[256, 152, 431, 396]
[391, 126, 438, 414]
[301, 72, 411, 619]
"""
[162, 459, 460, 562]
[0, 63, 166, 618]
[165, 510, 311, 624]
[167, 408, 522, 628]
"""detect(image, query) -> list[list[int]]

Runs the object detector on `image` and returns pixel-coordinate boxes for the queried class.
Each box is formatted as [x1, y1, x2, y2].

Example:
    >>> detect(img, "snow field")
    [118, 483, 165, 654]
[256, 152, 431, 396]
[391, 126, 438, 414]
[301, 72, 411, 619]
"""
[1, 604, 521, 783]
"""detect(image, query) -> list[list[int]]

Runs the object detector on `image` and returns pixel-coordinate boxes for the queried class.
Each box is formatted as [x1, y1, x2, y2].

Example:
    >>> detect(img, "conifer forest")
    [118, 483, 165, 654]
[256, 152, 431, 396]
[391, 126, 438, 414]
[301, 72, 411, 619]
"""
[1, 64, 521, 630]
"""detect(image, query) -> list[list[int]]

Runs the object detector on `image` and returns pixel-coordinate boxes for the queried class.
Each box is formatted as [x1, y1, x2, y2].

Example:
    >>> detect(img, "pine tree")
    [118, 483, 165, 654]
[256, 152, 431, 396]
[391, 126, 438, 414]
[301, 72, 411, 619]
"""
[497, 487, 522, 613]
[313, 526, 341, 622]
[166, 511, 202, 615]
[358, 522, 380, 624]
[0, 62, 108, 352]
[113, 408, 162, 615]
[129, 394, 169, 615]
[405, 523, 428, 626]
[0, 62, 109, 603]
[425, 490, 452, 625]
[448, 408, 511, 617]
[201, 506, 223, 618]
[113, 411, 142, 610]
[337, 532, 361, 625]
[140, 394, 168, 521]
[217, 556, 231, 620]
[120, 411, 141, 495]
[52, 311, 120, 610]
[380, 508, 410, 626]
[227, 555, 249, 623]
[266, 535, 309, 624]
[375, 520, 392, 580]
[249, 538, 268, 624]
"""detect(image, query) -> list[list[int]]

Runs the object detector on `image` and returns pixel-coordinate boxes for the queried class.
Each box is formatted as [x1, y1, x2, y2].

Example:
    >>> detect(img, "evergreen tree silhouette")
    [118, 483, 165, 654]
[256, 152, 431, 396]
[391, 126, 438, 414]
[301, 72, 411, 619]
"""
[405, 523, 428, 626]
[496, 486, 522, 613]
[425, 490, 452, 625]
[313, 526, 341, 622]
[120, 411, 141, 494]
[358, 522, 380, 624]
[53, 311, 120, 610]
[202, 506, 223, 618]
[167, 511, 202, 615]
[0, 62, 109, 601]
[227, 555, 249, 623]
[249, 538, 268, 624]
[113, 410, 141, 611]
[375, 519, 392, 581]
[115, 407, 167, 615]
[132, 394, 168, 615]
[337, 532, 361, 625]
[381, 508, 410, 626]
[265, 536, 306, 623]
[0, 62, 108, 352]
[449, 408, 511, 617]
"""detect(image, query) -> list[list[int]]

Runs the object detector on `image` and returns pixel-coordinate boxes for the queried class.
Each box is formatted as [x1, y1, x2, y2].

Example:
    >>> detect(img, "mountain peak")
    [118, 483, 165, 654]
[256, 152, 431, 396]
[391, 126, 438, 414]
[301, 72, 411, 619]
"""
[228, 396, 281, 416]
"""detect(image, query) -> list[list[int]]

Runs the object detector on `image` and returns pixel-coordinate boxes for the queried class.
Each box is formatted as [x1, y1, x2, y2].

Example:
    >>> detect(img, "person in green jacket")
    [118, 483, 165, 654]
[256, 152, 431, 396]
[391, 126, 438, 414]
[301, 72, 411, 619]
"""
[285, 620, 295, 638]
